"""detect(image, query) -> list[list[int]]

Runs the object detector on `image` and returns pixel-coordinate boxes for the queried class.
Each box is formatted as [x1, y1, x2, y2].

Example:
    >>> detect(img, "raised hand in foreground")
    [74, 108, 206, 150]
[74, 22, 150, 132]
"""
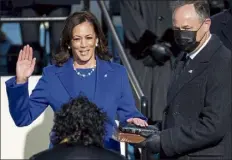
[16, 45, 36, 84]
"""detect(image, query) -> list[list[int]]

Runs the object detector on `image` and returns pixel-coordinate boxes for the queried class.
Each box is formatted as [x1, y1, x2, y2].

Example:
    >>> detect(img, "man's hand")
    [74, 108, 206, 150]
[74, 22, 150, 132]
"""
[136, 130, 161, 154]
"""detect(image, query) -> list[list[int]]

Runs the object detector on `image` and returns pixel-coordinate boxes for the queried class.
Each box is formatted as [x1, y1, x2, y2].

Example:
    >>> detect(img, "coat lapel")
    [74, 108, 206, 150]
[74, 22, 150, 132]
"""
[94, 57, 114, 102]
[55, 58, 77, 99]
[55, 57, 114, 102]
[167, 35, 222, 104]
[167, 59, 208, 104]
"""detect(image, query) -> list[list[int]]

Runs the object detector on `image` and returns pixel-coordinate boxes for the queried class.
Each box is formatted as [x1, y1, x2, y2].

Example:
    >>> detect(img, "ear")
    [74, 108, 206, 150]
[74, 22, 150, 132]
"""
[203, 18, 211, 31]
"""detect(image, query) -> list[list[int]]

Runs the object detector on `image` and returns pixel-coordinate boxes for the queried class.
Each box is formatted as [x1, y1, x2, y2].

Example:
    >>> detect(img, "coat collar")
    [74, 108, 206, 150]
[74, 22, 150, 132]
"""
[167, 35, 223, 104]
[55, 56, 114, 100]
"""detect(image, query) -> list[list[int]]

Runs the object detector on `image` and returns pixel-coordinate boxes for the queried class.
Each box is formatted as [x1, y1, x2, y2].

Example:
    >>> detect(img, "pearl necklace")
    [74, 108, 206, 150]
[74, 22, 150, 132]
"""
[73, 64, 96, 78]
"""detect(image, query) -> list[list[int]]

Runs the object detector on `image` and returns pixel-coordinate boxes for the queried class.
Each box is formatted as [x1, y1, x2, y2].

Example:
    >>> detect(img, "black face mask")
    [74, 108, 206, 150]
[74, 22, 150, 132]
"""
[174, 23, 204, 52]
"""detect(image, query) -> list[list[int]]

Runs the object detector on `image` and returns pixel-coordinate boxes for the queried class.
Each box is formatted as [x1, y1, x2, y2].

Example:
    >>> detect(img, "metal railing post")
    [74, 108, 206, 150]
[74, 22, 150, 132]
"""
[97, 1, 149, 159]
[97, 0, 145, 102]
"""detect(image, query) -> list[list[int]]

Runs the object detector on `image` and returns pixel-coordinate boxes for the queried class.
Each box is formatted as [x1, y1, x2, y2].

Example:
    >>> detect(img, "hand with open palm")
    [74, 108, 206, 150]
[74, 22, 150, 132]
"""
[16, 45, 36, 84]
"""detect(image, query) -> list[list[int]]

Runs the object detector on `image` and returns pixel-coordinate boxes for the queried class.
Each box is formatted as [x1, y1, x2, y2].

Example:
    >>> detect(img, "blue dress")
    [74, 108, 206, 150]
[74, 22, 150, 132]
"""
[63, 67, 120, 151]
[73, 67, 96, 101]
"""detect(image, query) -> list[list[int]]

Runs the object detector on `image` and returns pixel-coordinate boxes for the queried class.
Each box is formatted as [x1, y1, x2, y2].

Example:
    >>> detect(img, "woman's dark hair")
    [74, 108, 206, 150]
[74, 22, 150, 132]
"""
[53, 11, 111, 66]
[51, 96, 108, 147]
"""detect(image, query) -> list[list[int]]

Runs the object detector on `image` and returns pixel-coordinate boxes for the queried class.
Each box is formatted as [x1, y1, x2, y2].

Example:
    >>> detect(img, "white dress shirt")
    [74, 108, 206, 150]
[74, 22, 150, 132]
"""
[188, 34, 212, 59]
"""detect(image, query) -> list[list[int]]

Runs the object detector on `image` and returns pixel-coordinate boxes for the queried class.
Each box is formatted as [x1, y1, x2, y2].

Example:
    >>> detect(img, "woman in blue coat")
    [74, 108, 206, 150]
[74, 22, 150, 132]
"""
[5, 11, 147, 151]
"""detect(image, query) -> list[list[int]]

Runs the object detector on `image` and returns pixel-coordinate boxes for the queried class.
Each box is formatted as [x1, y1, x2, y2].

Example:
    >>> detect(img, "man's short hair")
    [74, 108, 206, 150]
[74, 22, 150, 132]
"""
[170, 0, 210, 22]
[51, 96, 108, 147]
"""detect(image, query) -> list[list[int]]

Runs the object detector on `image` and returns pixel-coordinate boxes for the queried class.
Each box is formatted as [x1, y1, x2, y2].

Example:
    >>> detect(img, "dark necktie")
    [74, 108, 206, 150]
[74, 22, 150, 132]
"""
[172, 52, 191, 82]
[181, 53, 191, 72]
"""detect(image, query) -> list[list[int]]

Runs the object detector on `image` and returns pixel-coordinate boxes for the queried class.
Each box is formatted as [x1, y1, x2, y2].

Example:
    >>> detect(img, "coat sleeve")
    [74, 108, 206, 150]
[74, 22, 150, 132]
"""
[160, 53, 231, 156]
[5, 69, 50, 127]
[119, 1, 158, 59]
[119, 0, 147, 43]
[116, 67, 147, 123]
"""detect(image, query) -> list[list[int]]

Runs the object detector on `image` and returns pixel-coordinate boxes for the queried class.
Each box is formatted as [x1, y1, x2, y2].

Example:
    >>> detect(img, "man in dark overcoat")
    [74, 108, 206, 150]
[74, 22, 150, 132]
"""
[137, 1, 232, 159]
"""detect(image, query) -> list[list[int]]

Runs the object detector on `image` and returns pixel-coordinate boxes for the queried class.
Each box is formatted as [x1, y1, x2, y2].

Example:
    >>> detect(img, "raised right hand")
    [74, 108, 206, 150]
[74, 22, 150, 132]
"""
[16, 45, 36, 84]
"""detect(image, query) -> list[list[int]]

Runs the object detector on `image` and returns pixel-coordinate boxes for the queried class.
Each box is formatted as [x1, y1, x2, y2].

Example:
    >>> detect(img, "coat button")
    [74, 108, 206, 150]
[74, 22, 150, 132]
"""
[158, 16, 164, 21]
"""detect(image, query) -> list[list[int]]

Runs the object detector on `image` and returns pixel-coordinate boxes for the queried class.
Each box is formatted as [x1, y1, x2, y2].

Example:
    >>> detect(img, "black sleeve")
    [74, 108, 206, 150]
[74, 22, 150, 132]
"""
[119, 0, 157, 59]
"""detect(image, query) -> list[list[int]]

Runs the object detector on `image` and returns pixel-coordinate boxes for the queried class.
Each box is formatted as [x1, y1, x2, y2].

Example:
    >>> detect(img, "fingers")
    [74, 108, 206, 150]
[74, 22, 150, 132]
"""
[31, 57, 36, 69]
[26, 45, 30, 60]
[18, 49, 23, 61]
[29, 46, 33, 61]
[29, 57, 36, 74]
[21, 45, 26, 60]
[127, 118, 148, 127]
[134, 119, 145, 127]
[144, 121, 148, 126]
[21, 45, 32, 60]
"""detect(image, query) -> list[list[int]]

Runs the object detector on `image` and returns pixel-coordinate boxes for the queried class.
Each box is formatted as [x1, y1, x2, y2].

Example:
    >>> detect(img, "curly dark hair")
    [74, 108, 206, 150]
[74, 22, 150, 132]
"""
[51, 96, 108, 147]
[53, 11, 111, 66]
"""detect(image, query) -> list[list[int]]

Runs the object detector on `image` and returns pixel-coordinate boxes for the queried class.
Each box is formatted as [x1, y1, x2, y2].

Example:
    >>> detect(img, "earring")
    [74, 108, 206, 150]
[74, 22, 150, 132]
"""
[68, 46, 71, 49]
[96, 43, 98, 47]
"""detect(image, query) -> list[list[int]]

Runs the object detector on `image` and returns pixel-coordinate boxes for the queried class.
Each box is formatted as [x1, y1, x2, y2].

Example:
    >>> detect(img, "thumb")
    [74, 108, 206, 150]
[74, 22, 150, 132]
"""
[127, 118, 133, 123]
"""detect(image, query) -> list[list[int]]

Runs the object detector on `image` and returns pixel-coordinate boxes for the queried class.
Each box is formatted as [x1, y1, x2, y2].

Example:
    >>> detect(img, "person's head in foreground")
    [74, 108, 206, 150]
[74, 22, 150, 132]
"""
[51, 96, 107, 146]
[30, 96, 127, 160]
[53, 11, 111, 67]
[171, 0, 211, 53]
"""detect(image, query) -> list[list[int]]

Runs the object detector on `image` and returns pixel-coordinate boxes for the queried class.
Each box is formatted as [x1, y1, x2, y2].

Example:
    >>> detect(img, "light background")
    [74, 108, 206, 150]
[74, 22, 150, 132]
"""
[1, 76, 54, 159]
